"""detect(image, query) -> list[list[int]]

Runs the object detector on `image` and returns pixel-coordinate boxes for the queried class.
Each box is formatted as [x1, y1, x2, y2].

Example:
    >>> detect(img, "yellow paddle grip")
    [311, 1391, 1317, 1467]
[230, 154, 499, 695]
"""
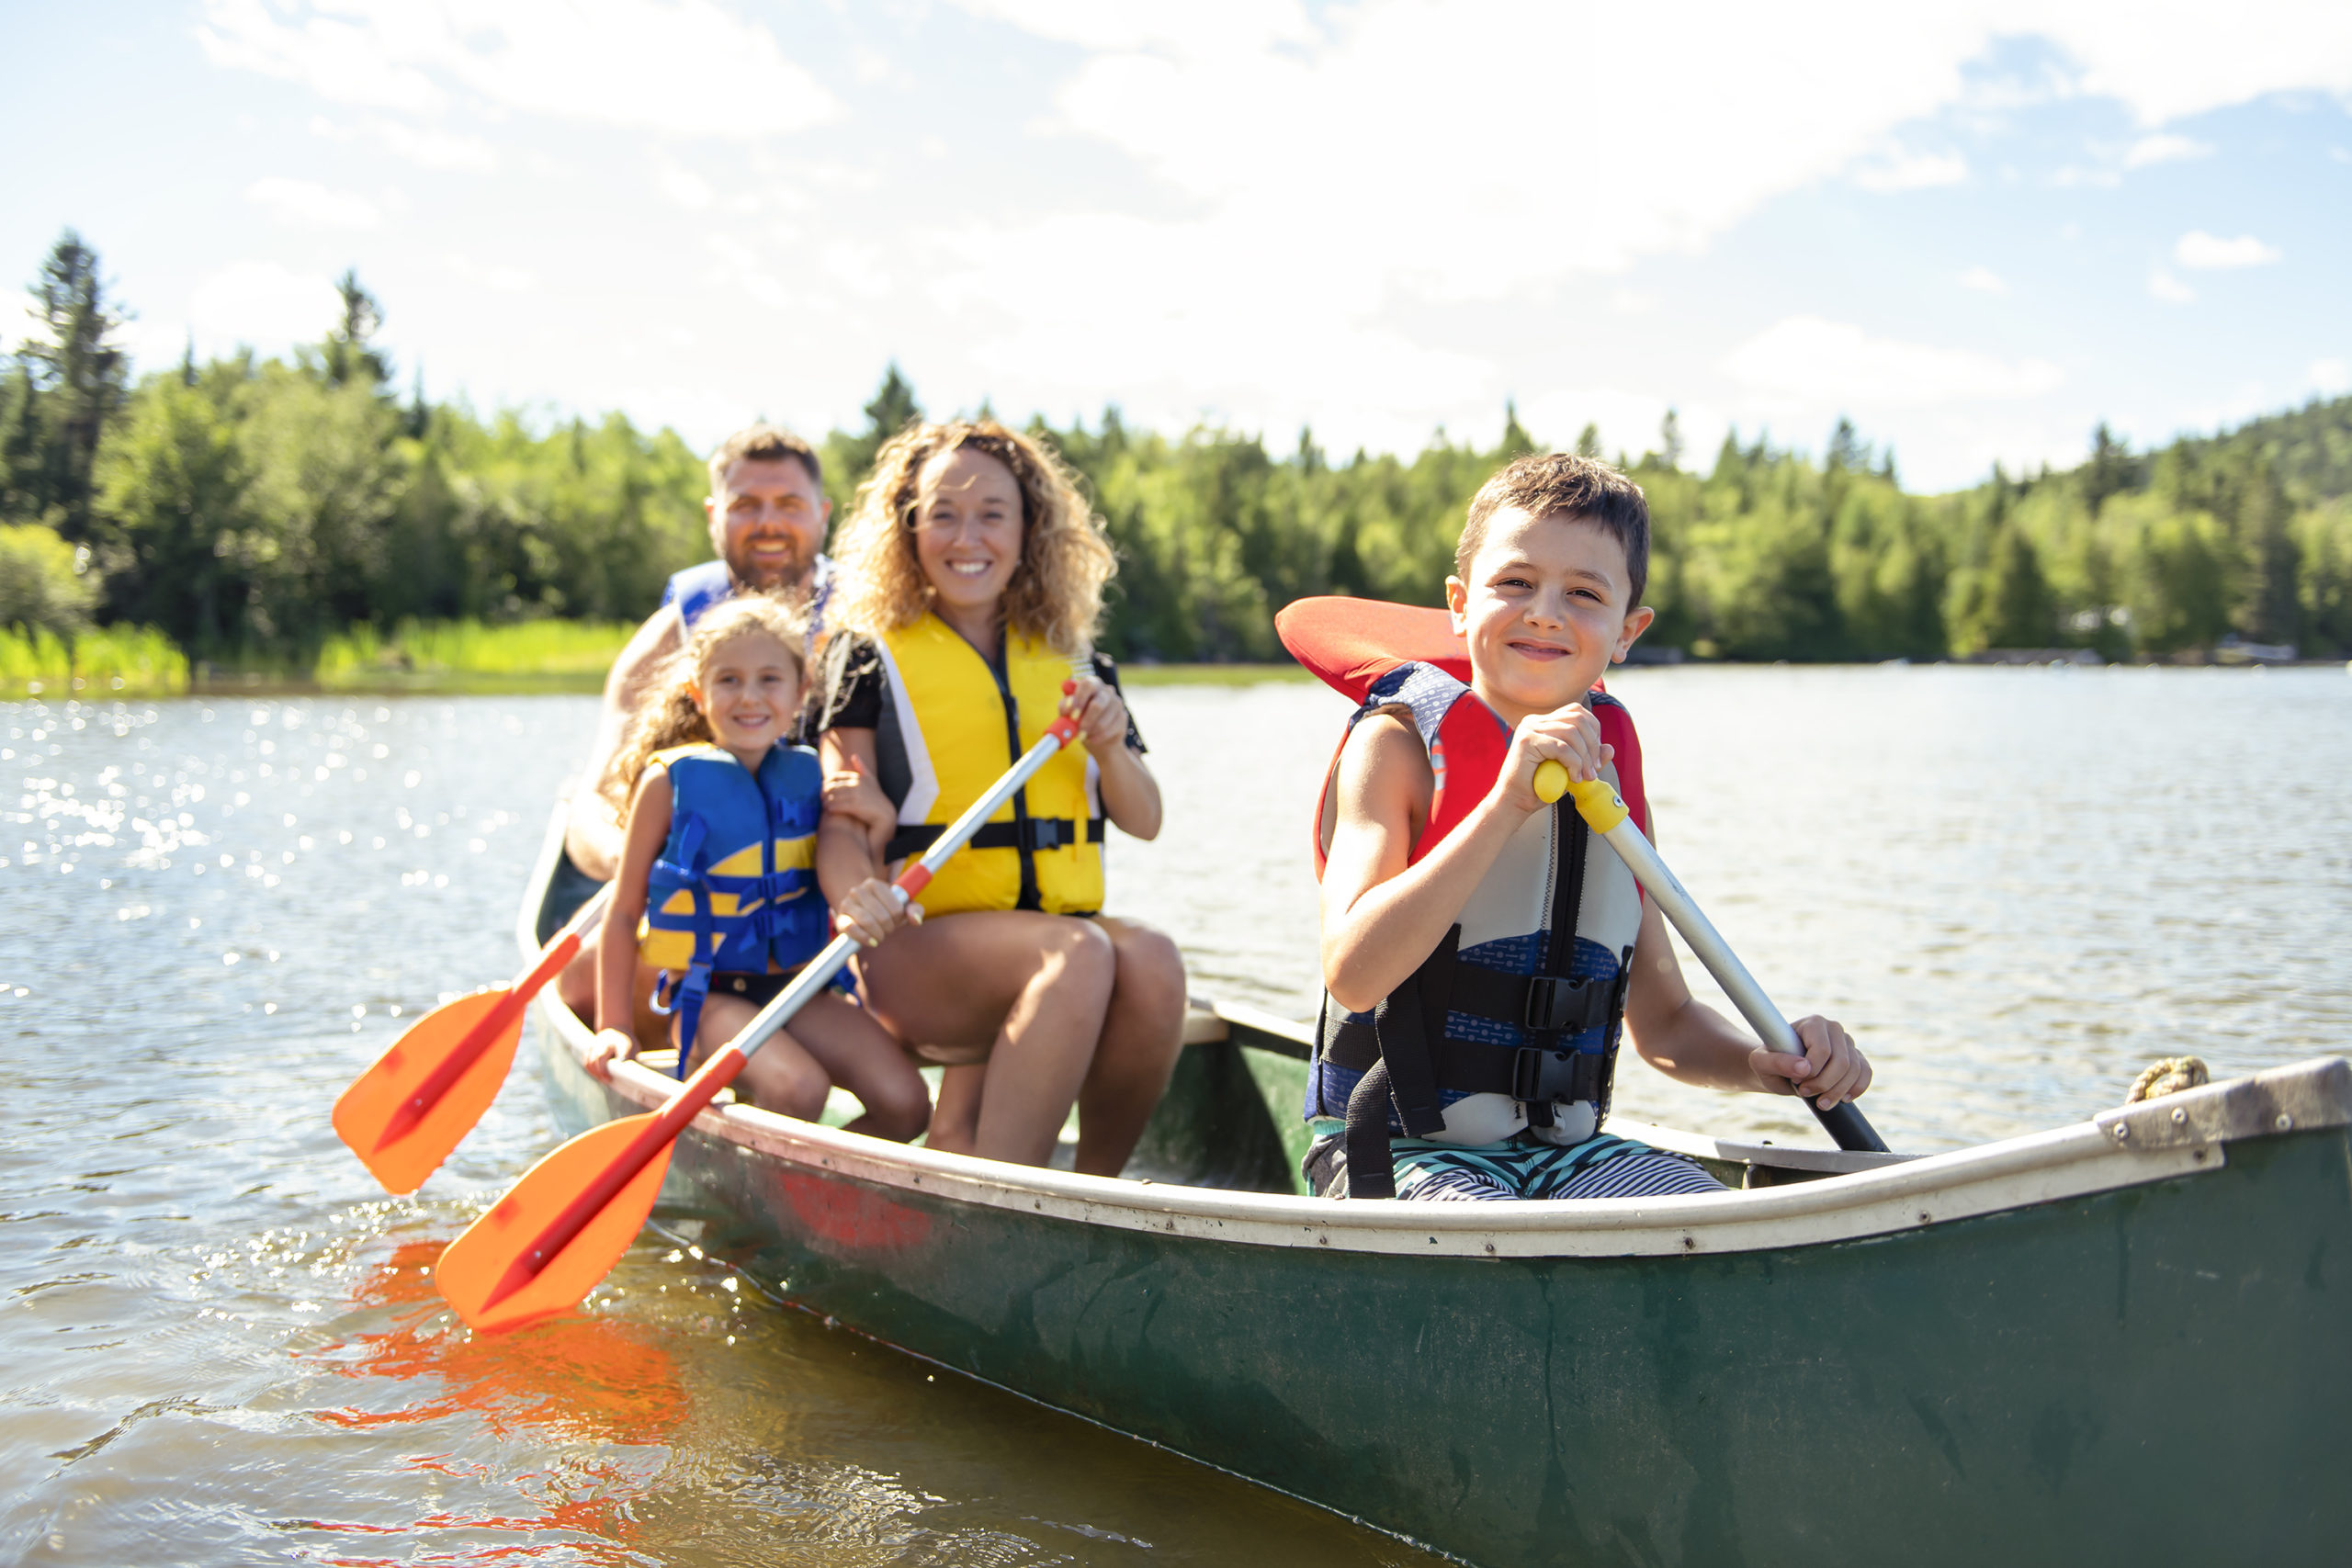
[1532, 759, 1628, 832]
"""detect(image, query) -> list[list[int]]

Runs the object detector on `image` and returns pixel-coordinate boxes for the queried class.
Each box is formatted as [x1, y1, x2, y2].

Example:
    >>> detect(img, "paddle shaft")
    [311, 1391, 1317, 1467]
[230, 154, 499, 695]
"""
[374, 882, 615, 1153]
[1552, 773, 1890, 1154]
[495, 716, 1083, 1293]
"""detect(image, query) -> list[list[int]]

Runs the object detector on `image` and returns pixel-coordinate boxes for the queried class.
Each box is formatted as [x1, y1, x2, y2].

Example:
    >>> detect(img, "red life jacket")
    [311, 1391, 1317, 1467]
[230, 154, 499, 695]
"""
[1276, 597, 1654, 1198]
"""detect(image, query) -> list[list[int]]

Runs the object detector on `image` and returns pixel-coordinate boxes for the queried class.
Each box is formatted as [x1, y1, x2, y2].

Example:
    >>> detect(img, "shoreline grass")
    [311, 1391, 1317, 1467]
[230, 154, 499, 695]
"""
[0, 625, 189, 698]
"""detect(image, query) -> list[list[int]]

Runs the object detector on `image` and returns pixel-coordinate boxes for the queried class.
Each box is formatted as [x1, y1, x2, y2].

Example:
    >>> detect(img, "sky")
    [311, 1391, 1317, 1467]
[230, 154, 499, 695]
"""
[4, 0, 2349, 492]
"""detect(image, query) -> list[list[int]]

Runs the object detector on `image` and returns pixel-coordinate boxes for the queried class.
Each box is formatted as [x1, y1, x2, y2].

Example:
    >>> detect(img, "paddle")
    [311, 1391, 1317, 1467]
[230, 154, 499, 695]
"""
[335, 883, 616, 1195]
[1534, 759, 1890, 1154]
[435, 707, 1087, 1335]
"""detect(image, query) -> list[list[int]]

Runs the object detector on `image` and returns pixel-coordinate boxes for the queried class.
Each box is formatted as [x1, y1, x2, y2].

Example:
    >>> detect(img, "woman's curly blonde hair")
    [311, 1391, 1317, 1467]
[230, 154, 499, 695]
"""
[829, 419, 1115, 660]
[599, 592, 810, 810]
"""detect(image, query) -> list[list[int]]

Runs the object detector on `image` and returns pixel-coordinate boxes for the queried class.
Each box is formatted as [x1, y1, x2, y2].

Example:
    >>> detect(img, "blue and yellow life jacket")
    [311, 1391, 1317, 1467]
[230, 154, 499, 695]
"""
[637, 741, 827, 1069]
[868, 613, 1104, 918]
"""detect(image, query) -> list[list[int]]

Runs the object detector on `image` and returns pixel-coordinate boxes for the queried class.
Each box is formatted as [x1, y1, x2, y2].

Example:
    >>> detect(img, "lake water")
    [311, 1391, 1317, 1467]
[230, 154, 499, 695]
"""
[6, 665, 2349, 1563]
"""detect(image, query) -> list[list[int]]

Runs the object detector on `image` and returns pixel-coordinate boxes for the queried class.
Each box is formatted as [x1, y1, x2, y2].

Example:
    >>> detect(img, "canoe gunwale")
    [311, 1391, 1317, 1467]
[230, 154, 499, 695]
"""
[517, 797, 2347, 1262]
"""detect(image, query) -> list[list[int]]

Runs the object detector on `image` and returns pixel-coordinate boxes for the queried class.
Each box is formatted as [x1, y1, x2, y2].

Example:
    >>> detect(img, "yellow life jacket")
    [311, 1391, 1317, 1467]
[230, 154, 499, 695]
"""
[871, 614, 1103, 917]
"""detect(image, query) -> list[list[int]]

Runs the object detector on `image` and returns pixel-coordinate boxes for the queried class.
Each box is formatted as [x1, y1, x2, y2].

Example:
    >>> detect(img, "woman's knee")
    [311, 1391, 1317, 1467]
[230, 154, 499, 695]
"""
[1111, 922, 1186, 1009]
[1042, 916, 1117, 986]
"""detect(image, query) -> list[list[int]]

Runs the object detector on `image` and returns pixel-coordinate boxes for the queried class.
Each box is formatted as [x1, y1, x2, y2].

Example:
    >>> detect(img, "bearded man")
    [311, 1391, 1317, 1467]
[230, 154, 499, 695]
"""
[562, 423, 832, 884]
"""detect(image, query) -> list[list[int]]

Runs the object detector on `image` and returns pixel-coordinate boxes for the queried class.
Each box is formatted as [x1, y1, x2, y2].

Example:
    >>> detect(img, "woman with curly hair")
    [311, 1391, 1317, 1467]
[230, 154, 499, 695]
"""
[815, 419, 1187, 1174]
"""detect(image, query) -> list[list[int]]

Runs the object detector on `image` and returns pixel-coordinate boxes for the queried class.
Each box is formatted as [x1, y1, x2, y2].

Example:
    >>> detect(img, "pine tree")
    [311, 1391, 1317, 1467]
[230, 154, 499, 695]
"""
[320, 269, 389, 388]
[2082, 423, 2133, 515]
[1658, 408, 1683, 469]
[1826, 416, 1867, 471]
[1494, 400, 1534, 460]
[17, 231, 130, 541]
[1576, 423, 1602, 460]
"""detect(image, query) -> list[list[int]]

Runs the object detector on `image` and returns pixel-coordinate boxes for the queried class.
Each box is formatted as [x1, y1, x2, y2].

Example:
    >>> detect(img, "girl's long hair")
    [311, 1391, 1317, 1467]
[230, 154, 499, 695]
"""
[828, 419, 1115, 660]
[598, 592, 808, 811]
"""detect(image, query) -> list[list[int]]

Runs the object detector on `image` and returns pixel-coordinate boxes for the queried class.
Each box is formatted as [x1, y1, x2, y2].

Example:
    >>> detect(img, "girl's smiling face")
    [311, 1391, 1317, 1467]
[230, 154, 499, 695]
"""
[1446, 509, 1655, 727]
[689, 628, 804, 763]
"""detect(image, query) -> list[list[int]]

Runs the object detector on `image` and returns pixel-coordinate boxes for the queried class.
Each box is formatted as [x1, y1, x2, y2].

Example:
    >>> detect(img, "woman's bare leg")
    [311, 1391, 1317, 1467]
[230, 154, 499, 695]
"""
[1073, 915, 1189, 1177]
[856, 911, 1110, 1168]
[788, 990, 932, 1142]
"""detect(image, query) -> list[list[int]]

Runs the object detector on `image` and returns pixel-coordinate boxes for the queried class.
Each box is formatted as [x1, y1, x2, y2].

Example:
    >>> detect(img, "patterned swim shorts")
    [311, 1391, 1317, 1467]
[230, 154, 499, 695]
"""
[1304, 1126, 1726, 1201]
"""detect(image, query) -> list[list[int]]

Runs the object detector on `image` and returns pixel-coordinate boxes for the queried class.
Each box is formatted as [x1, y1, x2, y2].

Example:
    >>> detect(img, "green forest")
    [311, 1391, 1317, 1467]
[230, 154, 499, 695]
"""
[6, 230, 2351, 686]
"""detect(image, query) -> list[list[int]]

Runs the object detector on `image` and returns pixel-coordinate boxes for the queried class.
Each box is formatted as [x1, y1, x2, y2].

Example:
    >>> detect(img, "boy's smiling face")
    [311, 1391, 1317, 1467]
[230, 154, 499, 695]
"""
[1446, 507, 1654, 726]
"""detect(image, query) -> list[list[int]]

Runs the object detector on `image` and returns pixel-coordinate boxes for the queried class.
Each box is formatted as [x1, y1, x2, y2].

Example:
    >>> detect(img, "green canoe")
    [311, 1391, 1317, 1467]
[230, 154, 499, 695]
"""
[520, 811, 2352, 1567]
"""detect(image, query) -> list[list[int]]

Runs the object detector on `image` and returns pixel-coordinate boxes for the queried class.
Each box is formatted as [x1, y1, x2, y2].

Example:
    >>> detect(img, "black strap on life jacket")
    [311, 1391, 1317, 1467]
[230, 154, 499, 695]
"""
[885, 815, 1104, 863]
[1321, 804, 1635, 1199]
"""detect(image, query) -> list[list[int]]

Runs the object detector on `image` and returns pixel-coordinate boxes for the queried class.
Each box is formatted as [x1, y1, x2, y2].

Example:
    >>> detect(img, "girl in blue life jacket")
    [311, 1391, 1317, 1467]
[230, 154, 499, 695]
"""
[583, 593, 930, 1140]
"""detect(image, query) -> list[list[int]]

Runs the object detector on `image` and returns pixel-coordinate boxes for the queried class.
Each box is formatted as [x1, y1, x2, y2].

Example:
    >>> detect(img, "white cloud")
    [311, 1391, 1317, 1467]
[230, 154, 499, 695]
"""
[187, 261, 346, 355]
[2148, 267, 2196, 304]
[445, 254, 536, 294]
[2175, 230, 2281, 269]
[370, 118, 500, 172]
[1959, 265, 2007, 294]
[2123, 131, 2212, 168]
[953, 0, 1316, 59]
[2029, 3, 2352, 127]
[198, 0, 838, 139]
[244, 175, 381, 229]
[1851, 148, 1969, 191]
[2312, 358, 2351, 395]
[1721, 317, 2063, 406]
[656, 163, 715, 211]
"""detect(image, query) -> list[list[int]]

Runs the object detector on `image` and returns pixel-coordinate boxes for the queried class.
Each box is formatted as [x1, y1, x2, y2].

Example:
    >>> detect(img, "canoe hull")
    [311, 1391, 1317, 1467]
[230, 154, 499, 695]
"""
[537, 1024, 2352, 1567]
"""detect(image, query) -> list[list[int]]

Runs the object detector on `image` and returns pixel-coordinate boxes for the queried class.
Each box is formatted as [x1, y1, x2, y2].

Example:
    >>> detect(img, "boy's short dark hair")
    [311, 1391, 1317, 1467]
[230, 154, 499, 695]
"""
[709, 423, 822, 492]
[1455, 453, 1650, 605]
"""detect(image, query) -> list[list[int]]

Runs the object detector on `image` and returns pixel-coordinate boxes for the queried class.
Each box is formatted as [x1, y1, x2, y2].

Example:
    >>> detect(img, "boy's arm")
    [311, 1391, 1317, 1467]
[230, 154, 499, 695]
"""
[1321, 705, 1605, 1013]
[590, 767, 672, 1077]
[1619, 896, 1871, 1109]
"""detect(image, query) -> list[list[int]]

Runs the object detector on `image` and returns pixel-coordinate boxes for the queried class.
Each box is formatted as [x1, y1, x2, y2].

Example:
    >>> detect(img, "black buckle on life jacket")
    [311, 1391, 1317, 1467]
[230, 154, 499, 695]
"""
[1510, 1045, 1606, 1107]
[1020, 817, 1075, 851]
[1522, 973, 1605, 1032]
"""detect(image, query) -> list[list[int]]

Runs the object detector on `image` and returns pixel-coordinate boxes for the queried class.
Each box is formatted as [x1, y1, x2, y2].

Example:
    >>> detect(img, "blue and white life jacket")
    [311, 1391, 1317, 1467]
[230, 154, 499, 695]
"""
[662, 557, 834, 636]
[1305, 660, 1648, 1197]
[637, 741, 828, 1070]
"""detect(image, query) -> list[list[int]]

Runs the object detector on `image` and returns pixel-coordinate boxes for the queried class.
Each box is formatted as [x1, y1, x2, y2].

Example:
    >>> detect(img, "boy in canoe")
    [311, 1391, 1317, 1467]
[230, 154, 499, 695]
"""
[1302, 453, 1871, 1200]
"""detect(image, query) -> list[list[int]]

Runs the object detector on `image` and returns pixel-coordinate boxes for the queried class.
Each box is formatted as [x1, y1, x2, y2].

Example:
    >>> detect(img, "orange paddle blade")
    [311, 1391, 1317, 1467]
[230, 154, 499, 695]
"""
[333, 987, 525, 1195]
[435, 1113, 674, 1336]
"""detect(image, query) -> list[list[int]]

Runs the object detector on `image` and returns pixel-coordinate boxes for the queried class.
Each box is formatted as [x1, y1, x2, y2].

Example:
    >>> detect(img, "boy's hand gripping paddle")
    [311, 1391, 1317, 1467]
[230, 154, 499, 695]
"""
[1532, 760, 1890, 1153]
[434, 705, 1087, 1335]
[334, 883, 616, 1195]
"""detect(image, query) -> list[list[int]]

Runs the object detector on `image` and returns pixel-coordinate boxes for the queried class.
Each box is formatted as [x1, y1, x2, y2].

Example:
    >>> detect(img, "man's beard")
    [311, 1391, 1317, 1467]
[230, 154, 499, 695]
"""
[726, 534, 807, 593]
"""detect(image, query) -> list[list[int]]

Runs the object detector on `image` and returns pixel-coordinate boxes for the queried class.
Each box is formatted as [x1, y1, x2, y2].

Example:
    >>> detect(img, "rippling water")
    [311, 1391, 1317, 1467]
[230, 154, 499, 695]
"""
[5, 667, 2348, 1562]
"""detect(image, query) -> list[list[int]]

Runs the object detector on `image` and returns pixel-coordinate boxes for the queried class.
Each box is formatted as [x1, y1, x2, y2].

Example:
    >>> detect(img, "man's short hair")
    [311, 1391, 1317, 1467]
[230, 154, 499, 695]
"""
[1455, 452, 1650, 604]
[708, 423, 822, 493]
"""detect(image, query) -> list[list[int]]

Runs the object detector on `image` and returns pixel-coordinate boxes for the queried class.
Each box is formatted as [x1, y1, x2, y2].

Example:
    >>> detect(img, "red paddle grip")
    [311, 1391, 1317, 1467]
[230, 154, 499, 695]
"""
[896, 863, 933, 899]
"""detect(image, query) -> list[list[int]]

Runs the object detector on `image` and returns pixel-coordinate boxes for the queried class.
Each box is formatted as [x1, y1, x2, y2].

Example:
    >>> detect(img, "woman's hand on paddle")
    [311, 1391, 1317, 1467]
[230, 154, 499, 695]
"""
[585, 1027, 637, 1083]
[1497, 705, 1611, 813]
[834, 874, 918, 948]
[1750, 1015, 1871, 1109]
[1061, 674, 1130, 757]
